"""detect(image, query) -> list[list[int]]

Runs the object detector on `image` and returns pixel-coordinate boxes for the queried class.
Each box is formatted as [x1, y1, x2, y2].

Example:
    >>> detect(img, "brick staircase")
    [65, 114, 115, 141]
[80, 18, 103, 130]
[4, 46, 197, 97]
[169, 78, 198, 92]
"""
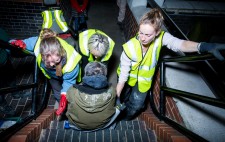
[139, 106, 191, 142]
[8, 108, 55, 142]
[39, 120, 156, 142]
[8, 105, 191, 142]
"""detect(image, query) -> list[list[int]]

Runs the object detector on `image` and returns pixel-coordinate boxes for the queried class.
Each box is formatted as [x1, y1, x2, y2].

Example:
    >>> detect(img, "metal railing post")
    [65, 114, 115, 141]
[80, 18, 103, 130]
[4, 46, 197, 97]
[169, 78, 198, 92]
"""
[160, 61, 165, 120]
[31, 59, 38, 115]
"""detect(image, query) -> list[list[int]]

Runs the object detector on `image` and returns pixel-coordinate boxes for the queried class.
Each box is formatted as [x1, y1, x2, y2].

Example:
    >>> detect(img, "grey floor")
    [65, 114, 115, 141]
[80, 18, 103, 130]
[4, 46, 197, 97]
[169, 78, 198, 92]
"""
[87, 0, 125, 87]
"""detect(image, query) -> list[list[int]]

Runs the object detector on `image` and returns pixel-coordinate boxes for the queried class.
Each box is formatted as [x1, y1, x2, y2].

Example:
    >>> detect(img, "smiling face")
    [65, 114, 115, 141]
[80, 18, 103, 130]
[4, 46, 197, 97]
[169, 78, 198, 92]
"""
[138, 24, 159, 48]
[40, 36, 65, 69]
[44, 52, 61, 69]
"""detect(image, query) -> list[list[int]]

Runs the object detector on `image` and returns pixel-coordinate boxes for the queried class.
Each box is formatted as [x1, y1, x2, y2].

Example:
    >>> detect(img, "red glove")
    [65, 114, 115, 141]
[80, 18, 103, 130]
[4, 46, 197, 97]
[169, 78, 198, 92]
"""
[56, 93, 67, 116]
[10, 40, 26, 50]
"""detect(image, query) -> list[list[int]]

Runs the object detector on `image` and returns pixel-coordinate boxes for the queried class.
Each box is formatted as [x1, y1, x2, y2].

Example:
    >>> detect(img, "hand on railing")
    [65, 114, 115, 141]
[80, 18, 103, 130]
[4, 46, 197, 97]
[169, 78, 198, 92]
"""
[10, 40, 26, 50]
[199, 42, 225, 61]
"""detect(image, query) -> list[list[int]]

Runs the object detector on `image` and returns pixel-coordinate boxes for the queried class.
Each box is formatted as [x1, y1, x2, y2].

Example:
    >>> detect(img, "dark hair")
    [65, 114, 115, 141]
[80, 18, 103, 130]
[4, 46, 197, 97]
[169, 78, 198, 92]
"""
[84, 62, 107, 76]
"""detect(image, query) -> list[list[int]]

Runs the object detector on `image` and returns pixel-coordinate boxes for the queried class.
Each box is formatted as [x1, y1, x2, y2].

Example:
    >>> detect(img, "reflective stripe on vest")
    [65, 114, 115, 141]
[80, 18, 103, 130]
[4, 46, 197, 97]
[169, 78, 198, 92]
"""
[79, 29, 115, 62]
[42, 10, 68, 32]
[118, 31, 164, 93]
[35, 37, 81, 79]
[59, 38, 81, 74]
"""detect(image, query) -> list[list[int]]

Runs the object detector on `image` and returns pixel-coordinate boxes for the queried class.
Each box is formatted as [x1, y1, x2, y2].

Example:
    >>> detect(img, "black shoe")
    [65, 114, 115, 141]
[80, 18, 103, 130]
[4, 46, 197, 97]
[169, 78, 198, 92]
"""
[73, 30, 79, 40]
[0, 102, 15, 116]
[11, 91, 31, 99]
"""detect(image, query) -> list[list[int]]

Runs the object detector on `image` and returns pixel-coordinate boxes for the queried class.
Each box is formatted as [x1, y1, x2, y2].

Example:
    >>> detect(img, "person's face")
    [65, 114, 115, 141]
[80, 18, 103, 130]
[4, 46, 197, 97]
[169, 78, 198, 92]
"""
[45, 52, 61, 69]
[138, 24, 159, 47]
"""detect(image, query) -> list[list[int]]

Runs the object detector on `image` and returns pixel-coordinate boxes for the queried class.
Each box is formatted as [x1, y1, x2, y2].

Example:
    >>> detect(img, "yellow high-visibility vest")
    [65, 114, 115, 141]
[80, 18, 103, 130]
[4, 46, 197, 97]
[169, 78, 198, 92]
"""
[117, 31, 165, 93]
[42, 10, 68, 33]
[34, 36, 81, 79]
[79, 29, 115, 62]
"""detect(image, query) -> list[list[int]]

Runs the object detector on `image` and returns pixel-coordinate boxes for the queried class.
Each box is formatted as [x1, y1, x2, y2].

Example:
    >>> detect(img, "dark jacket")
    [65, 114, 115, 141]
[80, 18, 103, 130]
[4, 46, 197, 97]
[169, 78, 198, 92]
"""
[66, 75, 116, 130]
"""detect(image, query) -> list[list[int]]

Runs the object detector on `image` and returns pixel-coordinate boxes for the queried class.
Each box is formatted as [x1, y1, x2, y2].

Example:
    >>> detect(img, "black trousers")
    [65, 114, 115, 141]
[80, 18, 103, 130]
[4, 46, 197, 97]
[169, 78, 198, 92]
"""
[49, 78, 63, 102]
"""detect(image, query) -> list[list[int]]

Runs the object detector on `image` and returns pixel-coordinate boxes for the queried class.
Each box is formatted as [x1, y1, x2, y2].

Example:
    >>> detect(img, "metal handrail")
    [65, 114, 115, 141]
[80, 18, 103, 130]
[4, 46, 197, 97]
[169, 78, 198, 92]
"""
[148, 0, 225, 99]
[150, 54, 225, 142]
[0, 40, 50, 141]
[161, 86, 225, 109]
[146, 0, 225, 141]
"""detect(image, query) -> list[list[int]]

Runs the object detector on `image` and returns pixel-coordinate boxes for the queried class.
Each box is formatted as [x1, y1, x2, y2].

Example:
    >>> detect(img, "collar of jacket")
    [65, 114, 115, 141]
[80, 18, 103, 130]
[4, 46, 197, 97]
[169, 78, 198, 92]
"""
[73, 74, 109, 94]
[73, 84, 110, 94]
[83, 74, 108, 89]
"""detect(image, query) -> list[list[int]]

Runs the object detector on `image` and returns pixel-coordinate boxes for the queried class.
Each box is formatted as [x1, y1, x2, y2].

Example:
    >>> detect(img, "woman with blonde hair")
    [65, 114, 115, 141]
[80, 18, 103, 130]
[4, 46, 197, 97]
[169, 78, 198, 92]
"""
[10, 28, 82, 116]
[116, 8, 225, 120]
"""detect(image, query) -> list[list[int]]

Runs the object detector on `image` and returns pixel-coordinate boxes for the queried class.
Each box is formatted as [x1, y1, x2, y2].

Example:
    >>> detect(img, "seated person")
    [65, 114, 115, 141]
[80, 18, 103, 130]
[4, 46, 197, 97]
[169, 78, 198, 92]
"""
[65, 62, 117, 130]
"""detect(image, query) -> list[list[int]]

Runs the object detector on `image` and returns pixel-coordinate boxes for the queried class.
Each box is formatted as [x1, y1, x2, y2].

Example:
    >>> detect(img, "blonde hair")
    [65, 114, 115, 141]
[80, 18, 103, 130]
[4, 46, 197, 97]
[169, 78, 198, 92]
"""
[88, 33, 109, 58]
[139, 8, 164, 33]
[40, 28, 66, 67]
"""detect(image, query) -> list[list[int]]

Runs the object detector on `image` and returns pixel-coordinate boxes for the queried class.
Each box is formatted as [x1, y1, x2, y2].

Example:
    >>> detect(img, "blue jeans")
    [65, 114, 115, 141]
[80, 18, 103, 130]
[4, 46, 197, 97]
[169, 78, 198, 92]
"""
[121, 83, 148, 120]
[74, 15, 87, 32]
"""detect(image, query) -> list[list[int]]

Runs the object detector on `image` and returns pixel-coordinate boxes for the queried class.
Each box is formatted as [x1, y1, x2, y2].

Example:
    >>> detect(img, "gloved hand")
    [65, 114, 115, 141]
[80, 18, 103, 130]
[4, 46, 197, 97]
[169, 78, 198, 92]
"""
[199, 42, 225, 61]
[10, 40, 26, 50]
[56, 93, 67, 116]
[116, 97, 126, 111]
[116, 97, 121, 105]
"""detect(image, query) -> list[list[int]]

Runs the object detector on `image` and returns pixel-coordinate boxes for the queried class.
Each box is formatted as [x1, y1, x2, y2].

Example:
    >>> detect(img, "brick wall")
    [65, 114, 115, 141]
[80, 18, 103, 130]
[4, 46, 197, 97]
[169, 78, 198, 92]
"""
[123, 6, 138, 42]
[0, 0, 71, 39]
[0, 0, 47, 39]
[152, 70, 184, 124]
[8, 108, 56, 142]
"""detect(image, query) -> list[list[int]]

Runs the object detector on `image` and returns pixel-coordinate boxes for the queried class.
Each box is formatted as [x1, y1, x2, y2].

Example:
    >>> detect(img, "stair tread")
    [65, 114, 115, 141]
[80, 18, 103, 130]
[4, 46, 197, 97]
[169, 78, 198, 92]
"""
[49, 120, 147, 130]
[39, 128, 156, 142]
